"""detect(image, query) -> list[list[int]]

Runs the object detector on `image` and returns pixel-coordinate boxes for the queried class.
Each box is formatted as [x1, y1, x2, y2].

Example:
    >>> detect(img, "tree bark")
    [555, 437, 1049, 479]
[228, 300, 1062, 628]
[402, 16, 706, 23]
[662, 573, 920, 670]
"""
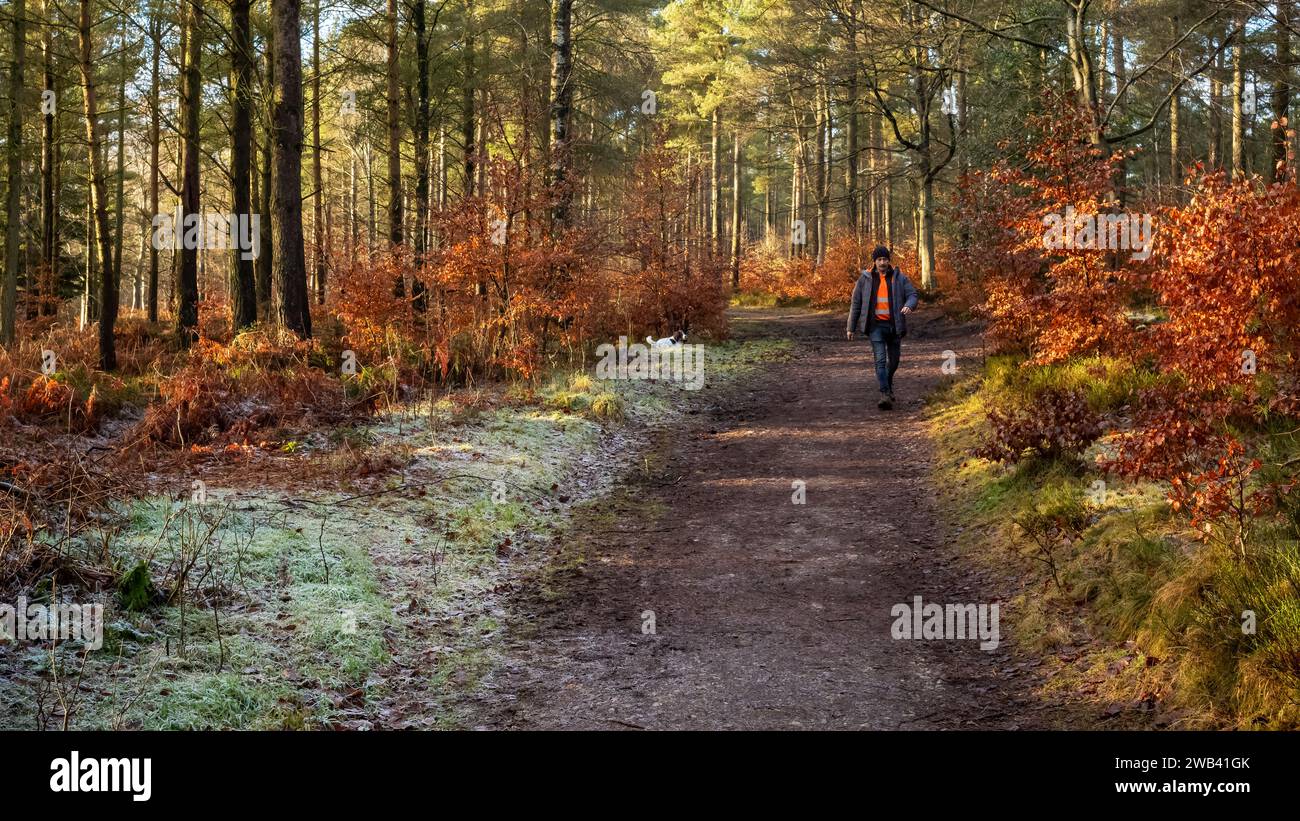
[845, 75, 859, 237]
[814, 84, 827, 264]
[311, 0, 325, 303]
[176, 0, 203, 343]
[1275, 2, 1293, 180]
[114, 13, 126, 306]
[147, 8, 161, 322]
[547, 0, 574, 231]
[461, 0, 476, 198]
[78, 0, 117, 369]
[272, 0, 310, 337]
[385, 0, 402, 251]
[415, 0, 432, 256]
[1232, 20, 1246, 178]
[730, 131, 742, 290]
[1, 0, 25, 346]
[1170, 22, 1181, 186]
[231, 0, 258, 328]
[257, 4, 275, 320]
[1209, 27, 1223, 169]
[40, 0, 58, 317]
[710, 107, 722, 257]
[366, 142, 376, 251]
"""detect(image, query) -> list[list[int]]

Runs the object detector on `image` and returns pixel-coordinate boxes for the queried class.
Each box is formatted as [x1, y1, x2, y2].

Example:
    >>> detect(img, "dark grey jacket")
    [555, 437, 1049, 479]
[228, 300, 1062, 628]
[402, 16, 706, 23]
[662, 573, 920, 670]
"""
[847, 266, 919, 336]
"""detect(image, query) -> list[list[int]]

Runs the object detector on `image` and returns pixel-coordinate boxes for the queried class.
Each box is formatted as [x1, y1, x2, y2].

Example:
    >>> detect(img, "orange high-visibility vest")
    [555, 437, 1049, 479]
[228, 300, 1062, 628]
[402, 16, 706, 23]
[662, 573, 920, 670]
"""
[875, 272, 891, 320]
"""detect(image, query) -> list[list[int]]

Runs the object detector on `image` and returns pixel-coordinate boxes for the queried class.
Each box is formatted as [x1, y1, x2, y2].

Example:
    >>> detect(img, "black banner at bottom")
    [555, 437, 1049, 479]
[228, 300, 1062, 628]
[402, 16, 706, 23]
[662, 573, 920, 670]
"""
[4, 730, 1288, 809]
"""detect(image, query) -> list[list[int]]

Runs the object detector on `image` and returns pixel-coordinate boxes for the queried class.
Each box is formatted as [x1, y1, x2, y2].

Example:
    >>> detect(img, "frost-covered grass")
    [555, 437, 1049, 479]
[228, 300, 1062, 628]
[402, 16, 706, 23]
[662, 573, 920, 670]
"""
[0, 333, 793, 729]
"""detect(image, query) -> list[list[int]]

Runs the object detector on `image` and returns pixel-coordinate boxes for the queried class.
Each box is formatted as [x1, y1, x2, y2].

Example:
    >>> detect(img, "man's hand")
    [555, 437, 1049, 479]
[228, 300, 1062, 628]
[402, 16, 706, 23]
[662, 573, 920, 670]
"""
[845, 330, 853, 340]
[900, 306, 913, 315]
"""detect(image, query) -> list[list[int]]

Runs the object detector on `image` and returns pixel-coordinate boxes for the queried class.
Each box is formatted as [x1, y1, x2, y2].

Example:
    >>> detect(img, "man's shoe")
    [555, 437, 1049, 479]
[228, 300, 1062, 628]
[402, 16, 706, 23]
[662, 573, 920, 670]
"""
[877, 391, 893, 410]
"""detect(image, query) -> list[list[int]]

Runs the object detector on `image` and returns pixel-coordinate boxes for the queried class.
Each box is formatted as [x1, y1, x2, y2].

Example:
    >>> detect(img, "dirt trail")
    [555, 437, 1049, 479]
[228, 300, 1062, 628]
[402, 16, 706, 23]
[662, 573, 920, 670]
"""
[462, 307, 1085, 730]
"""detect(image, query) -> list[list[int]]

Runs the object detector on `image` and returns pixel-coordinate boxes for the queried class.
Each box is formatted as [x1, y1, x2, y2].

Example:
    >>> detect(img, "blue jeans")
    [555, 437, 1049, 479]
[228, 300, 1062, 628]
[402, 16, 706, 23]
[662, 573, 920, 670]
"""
[868, 323, 901, 393]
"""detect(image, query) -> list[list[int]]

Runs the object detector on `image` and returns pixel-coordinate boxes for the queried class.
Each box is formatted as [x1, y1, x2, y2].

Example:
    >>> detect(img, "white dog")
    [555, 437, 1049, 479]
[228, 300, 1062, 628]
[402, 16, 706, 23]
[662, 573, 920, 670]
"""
[646, 330, 687, 348]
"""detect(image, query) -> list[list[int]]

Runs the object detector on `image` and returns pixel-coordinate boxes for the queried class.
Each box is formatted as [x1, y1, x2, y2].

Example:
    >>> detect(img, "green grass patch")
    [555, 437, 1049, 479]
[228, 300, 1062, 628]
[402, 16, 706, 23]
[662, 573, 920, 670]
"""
[928, 355, 1300, 728]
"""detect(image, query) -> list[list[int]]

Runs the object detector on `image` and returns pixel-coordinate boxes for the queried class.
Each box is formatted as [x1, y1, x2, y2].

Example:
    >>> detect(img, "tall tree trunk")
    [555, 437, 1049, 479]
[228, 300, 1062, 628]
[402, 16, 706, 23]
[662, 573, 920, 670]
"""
[409, 0, 432, 311]
[790, 108, 805, 258]
[866, 112, 877, 236]
[39, 1, 58, 316]
[40, 0, 58, 317]
[788, 132, 800, 257]
[1209, 29, 1223, 169]
[437, 128, 446, 208]
[366, 142, 376, 251]
[476, 82, 487, 200]
[1, 0, 25, 346]
[1065, 0, 1102, 146]
[917, 175, 935, 289]
[763, 129, 773, 243]
[258, 16, 275, 321]
[730, 131, 742, 290]
[176, 0, 203, 344]
[1111, 28, 1125, 96]
[386, 0, 403, 248]
[814, 84, 827, 264]
[462, 0, 476, 198]
[83, 195, 96, 325]
[883, 168, 893, 248]
[114, 13, 126, 303]
[133, 225, 146, 309]
[1232, 20, 1246, 178]
[78, 0, 117, 369]
[310, 0, 324, 303]
[231, 0, 257, 328]
[272, 0, 310, 337]
[147, 9, 161, 322]
[1170, 63, 1180, 183]
[415, 0, 432, 258]
[547, 0, 574, 231]
[845, 74, 859, 237]
[349, 152, 358, 256]
[956, 45, 970, 260]
[1275, 2, 1293, 180]
[710, 108, 722, 257]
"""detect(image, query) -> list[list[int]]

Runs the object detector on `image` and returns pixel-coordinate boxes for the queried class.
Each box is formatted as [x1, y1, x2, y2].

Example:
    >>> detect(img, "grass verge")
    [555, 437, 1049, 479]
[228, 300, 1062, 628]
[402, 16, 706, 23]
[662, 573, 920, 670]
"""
[926, 354, 1300, 729]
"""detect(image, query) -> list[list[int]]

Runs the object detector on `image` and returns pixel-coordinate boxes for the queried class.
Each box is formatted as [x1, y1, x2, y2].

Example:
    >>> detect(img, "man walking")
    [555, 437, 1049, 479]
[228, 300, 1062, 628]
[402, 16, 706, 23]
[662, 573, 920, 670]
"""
[846, 246, 919, 410]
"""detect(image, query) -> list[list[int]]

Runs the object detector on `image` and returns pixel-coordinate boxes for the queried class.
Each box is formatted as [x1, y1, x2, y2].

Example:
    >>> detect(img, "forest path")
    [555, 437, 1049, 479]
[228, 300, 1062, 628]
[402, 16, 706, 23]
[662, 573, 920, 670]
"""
[459, 307, 1086, 729]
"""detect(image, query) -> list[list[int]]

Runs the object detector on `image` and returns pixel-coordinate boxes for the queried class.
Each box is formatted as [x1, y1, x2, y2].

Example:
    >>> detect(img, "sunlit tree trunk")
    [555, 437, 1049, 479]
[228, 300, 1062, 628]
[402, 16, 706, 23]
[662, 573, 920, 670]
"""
[78, 0, 118, 369]
[462, 0, 476, 198]
[415, 0, 432, 258]
[147, 7, 161, 322]
[114, 13, 126, 309]
[1275, 2, 1292, 180]
[257, 9, 275, 320]
[40, 0, 58, 318]
[1232, 20, 1246, 178]
[730, 131, 742, 289]
[312, 0, 325, 304]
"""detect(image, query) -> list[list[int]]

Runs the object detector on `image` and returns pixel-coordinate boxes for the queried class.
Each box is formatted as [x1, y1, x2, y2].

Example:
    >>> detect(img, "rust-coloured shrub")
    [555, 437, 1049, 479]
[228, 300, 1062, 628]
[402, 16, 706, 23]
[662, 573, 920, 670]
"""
[975, 387, 1103, 464]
